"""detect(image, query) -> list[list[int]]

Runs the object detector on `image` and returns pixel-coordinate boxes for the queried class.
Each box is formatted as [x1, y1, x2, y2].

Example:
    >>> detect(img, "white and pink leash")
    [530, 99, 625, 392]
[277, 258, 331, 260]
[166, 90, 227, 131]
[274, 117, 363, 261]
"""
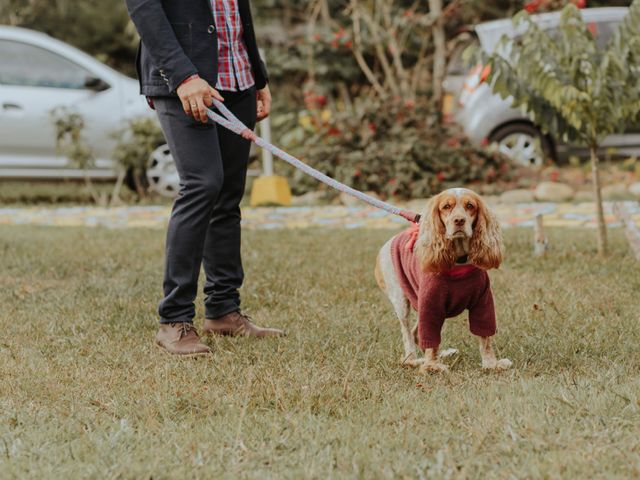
[206, 99, 421, 224]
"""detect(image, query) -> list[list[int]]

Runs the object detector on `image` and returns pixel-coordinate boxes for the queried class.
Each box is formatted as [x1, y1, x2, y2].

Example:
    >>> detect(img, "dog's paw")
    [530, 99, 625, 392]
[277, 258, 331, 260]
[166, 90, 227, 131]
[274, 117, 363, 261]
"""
[419, 362, 449, 374]
[482, 358, 513, 370]
[439, 348, 458, 359]
[404, 359, 426, 368]
[402, 353, 425, 368]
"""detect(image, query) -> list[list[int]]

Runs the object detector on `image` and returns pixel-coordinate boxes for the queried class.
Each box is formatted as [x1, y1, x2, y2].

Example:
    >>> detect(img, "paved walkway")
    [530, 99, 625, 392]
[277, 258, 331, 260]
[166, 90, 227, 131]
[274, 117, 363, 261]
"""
[0, 202, 638, 230]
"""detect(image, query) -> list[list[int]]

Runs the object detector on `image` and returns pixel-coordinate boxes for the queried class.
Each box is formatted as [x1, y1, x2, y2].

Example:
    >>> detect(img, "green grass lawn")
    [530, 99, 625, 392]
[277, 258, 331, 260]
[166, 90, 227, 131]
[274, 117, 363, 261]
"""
[1, 226, 639, 478]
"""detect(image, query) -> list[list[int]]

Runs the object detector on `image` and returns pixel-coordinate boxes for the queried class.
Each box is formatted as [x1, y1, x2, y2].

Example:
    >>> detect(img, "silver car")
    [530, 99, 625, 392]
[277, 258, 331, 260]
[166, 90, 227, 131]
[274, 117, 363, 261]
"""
[455, 7, 640, 167]
[0, 26, 179, 196]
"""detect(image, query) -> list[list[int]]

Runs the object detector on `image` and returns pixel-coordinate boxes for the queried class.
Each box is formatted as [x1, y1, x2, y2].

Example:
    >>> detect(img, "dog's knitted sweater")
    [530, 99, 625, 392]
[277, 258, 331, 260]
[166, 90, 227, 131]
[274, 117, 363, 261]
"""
[390, 226, 496, 350]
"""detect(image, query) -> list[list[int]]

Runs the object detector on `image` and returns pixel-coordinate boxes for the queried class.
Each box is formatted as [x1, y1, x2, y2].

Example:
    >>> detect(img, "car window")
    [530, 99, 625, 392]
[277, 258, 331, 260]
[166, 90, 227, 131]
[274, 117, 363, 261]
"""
[586, 21, 620, 49]
[518, 20, 620, 49]
[447, 36, 479, 76]
[0, 40, 93, 89]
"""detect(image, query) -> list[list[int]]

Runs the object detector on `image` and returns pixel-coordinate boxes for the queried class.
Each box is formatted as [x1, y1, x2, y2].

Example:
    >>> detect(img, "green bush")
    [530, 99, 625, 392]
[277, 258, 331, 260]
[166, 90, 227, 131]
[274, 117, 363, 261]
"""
[112, 117, 165, 172]
[277, 97, 512, 198]
[111, 117, 166, 196]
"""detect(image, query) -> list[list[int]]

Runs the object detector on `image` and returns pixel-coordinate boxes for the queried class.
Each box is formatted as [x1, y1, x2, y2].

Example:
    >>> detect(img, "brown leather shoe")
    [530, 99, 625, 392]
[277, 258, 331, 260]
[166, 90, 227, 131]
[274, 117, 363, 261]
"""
[202, 311, 285, 338]
[156, 322, 211, 355]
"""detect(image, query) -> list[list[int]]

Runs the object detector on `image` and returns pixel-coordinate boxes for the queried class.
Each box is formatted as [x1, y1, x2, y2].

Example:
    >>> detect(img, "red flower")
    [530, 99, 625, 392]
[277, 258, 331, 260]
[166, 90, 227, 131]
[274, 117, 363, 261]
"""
[573, 0, 586, 7]
[524, 0, 545, 13]
[327, 127, 341, 136]
[304, 92, 328, 109]
[354, 169, 361, 178]
[388, 178, 397, 185]
[436, 172, 446, 182]
[344, 40, 353, 49]
[479, 65, 491, 83]
[549, 170, 560, 182]
[368, 122, 376, 133]
[446, 138, 459, 147]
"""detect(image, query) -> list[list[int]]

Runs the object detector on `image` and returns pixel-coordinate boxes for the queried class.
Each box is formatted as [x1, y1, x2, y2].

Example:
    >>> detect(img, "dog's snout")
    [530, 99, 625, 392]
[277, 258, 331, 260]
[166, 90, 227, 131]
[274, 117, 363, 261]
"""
[453, 217, 466, 227]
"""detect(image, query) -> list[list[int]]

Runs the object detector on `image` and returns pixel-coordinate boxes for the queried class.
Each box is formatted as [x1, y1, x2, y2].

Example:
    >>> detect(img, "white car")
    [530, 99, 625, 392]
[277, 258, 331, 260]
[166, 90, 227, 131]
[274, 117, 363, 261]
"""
[455, 7, 640, 167]
[0, 26, 179, 196]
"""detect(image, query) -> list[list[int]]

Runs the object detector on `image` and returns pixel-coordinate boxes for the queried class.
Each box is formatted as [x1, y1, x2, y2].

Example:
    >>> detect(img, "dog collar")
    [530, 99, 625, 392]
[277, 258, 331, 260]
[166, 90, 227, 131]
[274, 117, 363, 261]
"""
[456, 255, 468, 264]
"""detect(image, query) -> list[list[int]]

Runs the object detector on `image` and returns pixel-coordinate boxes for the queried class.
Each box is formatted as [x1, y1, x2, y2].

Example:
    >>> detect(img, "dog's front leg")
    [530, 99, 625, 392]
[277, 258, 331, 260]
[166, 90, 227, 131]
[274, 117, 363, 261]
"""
[419, 347, 449, 373]
[477, 336, 512, 370]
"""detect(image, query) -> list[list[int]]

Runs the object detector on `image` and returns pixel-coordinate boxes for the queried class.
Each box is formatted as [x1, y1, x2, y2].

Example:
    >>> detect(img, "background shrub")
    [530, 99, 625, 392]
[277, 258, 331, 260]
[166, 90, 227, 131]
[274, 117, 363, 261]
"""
[276, 96, 512, 198]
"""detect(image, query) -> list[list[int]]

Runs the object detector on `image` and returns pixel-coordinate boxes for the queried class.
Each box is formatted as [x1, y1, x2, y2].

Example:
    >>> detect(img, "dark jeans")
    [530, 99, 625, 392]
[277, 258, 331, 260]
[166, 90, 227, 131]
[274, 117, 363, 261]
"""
[152, 86, 257, 324]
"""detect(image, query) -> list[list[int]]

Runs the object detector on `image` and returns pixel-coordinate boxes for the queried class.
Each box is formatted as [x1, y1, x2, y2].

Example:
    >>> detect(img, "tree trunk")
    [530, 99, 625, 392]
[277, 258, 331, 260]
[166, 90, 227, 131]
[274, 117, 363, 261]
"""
[133, 169, 147, 199]
[533, 214, 548, 257]
[590, 146, 607, 256]
[83, 174, 101, 205]
[110, 168, 127, 207]
[428, 0, 445, 113]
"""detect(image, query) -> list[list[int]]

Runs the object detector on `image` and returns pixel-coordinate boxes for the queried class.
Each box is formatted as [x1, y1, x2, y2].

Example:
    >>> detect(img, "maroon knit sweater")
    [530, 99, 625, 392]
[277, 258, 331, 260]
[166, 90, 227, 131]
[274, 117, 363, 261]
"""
[390, 226, 496, 350]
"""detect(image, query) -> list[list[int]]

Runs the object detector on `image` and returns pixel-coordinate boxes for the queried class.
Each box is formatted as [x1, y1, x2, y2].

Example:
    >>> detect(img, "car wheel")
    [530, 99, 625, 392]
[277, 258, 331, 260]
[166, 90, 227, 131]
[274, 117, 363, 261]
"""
[146, 144, 180, 198]
[489, 123, 553, 167]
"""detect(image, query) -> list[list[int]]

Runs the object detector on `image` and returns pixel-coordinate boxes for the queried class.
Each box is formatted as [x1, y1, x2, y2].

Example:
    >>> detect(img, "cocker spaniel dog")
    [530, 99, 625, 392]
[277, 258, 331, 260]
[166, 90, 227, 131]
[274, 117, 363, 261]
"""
[375, 188, 512, 373]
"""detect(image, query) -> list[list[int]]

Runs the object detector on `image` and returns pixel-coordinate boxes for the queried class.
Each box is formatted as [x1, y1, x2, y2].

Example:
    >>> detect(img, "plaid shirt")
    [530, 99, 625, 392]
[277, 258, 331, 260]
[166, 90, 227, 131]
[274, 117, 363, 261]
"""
[212, 0, 255, 92]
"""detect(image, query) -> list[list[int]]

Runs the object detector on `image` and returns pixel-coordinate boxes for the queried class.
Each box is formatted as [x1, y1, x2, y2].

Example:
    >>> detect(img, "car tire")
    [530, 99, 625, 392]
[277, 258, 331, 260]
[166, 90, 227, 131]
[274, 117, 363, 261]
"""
[489, 123, 556, 167]
[145, 143, 180, 198]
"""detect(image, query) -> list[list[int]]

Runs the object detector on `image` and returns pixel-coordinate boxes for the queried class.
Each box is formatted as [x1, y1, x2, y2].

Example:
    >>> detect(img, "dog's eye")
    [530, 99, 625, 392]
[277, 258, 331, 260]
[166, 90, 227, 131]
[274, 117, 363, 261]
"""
[442, 204, 451, 210]
[466, 203, 475, 210]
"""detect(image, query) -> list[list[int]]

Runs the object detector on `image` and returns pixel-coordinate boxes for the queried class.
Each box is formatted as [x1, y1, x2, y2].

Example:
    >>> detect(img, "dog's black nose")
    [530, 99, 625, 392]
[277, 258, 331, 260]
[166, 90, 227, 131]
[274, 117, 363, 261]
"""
[454, 217, 466, 227]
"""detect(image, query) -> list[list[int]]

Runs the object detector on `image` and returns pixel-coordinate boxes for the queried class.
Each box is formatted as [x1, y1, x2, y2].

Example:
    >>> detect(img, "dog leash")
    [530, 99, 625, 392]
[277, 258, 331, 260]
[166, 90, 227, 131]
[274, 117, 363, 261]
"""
[206, 100, 421, 224]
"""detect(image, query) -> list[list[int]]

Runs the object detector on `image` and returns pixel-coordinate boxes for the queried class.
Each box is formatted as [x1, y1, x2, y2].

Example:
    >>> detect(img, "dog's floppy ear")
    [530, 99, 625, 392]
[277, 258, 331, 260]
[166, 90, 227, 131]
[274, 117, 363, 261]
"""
[468, 195, 503, 270]
[415, 194, 456, 273]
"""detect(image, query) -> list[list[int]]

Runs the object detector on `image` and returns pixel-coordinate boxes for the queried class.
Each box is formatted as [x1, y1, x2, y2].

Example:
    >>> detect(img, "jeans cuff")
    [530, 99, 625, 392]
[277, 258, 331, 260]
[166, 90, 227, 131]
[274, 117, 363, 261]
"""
[159, 316, 194, 325]
[205, 302, 240, 320]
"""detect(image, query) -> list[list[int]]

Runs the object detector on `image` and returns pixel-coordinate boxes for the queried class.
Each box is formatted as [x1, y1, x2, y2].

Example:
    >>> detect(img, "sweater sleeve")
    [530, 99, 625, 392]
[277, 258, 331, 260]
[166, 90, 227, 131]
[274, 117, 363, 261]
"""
[417, 280, 447, 350]
[468, 275, 497, 338]
[125, 0, 198, 92]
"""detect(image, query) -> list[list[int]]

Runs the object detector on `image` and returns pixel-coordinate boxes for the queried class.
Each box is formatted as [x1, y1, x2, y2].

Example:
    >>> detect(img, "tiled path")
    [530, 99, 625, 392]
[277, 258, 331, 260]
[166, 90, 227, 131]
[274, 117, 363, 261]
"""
[0, 202, 638, 230]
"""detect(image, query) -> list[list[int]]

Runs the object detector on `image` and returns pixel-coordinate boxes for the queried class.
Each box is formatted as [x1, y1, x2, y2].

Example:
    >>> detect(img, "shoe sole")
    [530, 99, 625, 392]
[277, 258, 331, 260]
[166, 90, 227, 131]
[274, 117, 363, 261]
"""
[202, 329, 243, 337]
[155, 342, 212, 356]
[202, 330, 285, 338]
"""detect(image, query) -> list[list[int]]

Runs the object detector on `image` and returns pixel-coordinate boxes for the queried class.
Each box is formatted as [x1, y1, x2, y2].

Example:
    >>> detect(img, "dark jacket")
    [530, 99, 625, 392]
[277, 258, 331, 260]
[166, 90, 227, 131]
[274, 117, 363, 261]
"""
[125, 0, 268, 96]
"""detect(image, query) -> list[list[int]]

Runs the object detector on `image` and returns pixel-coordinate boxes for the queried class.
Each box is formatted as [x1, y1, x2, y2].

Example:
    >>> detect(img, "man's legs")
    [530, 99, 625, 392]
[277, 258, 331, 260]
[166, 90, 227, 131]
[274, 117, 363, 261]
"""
[153, 96, 224, 325]
[202, 87, 257, 319]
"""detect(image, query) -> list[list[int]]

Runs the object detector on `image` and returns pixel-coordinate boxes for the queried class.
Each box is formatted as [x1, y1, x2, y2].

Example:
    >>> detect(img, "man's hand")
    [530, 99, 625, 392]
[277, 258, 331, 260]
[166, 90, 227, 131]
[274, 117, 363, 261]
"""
[177, 76, 224, 123]
[256, 85, 271, 122]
